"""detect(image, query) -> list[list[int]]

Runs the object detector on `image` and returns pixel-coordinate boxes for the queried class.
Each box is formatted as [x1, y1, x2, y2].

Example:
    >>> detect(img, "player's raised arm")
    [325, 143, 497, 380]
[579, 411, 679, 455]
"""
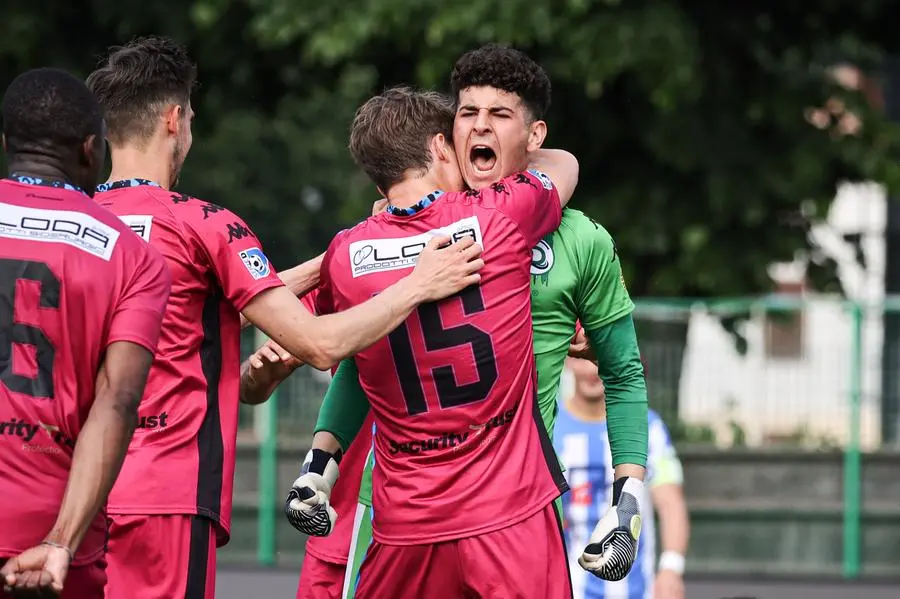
[527, 148, 579, 208]
[242, 234, 482, 370]
[240, 253, 325, 329]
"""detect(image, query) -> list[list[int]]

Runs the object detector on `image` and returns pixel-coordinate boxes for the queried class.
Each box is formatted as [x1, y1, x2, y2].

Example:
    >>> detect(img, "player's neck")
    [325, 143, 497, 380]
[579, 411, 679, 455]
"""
[7, 156, 73, 186]
[566, 395, 607, 422]
[107, 144, 173, 191]
[386, 175, 442, 210]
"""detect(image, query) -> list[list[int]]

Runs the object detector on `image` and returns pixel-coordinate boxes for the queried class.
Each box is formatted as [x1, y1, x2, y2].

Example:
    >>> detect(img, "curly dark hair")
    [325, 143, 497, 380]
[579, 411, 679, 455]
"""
[450, 44, 551, 121]
[2, 67, 103, 155]
[86, 36, 197, 144]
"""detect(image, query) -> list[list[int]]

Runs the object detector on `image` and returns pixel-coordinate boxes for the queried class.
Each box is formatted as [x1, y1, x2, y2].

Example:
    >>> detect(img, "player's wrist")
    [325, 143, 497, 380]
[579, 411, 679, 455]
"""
[611, 475, 644, 506]
[43, 528, 80, 558]
[40, 540, 75, 563]
[658, 550, 685, 575]
[391, 275, 428, 308]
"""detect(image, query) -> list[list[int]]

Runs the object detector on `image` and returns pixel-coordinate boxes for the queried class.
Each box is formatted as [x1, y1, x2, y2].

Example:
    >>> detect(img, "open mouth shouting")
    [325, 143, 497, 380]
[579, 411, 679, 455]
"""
[470, 144, 497, 173]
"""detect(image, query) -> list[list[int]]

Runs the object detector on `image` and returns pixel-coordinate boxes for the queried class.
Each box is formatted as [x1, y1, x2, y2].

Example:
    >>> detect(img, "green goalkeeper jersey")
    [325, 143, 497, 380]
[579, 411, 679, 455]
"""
[346, 209, 647, 506]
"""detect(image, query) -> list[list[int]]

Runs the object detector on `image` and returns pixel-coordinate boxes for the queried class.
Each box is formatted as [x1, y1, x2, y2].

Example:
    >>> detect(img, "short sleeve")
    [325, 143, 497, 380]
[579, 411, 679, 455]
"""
[107, 243, 172, 353]
[315, 231, 349, 317]
[182, 204, 283, 310]
[647, 413, 683, 488]
[574, 214, 634, 331]
[476, 170, 562, 247]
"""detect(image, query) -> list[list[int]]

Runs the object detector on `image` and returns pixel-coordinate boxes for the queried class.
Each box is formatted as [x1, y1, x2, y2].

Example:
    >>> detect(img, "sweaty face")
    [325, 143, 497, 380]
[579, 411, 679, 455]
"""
[453, 86, 531, 190]
[569, 357, 606, 402]
[170, 102, 194, 188]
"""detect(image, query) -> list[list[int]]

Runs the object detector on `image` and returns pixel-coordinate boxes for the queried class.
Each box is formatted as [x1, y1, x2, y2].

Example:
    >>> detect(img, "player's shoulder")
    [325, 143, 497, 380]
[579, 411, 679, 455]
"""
[325, 219, 378, 253]
[159, 189, 241, 226]
[558, 208, 609, 237]
[450, 170, 552, 205]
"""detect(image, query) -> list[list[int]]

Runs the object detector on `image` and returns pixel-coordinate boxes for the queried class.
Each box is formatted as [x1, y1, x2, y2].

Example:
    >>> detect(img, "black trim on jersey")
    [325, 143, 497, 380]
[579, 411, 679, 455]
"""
[197, 290, 225, 522]
[553, 504, 575, 599]
[184, 516, 212, 599]
[531, 371, 568, 494]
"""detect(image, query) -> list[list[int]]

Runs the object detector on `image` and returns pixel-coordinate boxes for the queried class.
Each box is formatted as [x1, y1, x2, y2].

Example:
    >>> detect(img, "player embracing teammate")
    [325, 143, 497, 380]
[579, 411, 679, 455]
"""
[84, 36, 482, 599]
[246, 45, 650, 598]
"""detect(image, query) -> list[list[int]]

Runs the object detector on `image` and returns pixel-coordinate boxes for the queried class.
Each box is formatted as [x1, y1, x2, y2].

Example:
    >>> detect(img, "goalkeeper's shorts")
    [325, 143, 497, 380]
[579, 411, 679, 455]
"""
[353, 502, 572, 599]
[104, 514, 217, 599]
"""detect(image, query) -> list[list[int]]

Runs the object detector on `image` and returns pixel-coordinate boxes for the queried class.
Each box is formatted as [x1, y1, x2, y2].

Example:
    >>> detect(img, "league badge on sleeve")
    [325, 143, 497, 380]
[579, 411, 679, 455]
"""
[239, 247, 271, 280]
[527, 168, 554, 190]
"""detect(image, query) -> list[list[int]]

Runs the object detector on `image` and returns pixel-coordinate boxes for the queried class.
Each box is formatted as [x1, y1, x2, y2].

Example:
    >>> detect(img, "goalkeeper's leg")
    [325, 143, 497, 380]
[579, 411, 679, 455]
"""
[340, 503, 374, 599]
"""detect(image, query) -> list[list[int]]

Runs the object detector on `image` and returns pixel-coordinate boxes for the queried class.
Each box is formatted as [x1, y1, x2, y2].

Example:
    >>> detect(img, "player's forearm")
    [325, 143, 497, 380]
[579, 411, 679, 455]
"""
[653, 485, 690, 561]
[314, 359, 369, 450]
[240, 255, 324, 330]
[527, 149, 578, 207]
[308, 278, 425, 369]
[587, 314, 648, 469]
[46, 393, 138, 552]
[244, 284, 421, 370]
[279, 253, 324, 297]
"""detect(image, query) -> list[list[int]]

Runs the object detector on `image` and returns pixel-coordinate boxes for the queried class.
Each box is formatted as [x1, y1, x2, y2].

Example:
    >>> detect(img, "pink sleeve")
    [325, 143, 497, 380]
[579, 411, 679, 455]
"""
[315, 233, 346, 317]
[107, 243, 172, 353]
[477, 169, 562, 246]
[183, 206, 284, 310]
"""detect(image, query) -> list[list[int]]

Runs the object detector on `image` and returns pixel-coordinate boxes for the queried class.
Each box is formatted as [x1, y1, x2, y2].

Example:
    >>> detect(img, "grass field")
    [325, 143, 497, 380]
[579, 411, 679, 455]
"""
[216, 569, 900, 599]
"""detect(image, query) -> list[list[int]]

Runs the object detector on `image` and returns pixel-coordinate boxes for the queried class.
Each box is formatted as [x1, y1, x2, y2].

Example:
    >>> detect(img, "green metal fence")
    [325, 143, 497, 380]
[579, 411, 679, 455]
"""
[229, 297, 900, 578]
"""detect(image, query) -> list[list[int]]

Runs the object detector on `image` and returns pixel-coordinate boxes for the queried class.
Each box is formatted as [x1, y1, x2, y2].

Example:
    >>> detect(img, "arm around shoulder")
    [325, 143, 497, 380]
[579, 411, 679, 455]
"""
[528, 149, 579, 208]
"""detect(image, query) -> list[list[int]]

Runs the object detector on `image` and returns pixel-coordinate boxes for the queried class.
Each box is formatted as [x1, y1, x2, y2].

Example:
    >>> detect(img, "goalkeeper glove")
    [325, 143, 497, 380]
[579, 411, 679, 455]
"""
[578, 476, 644, 580]
[284, 448, 341, 536]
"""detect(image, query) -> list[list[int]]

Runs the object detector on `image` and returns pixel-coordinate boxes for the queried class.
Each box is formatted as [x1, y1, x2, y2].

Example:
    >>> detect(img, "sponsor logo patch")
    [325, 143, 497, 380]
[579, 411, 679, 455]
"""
[0, 202, 120, 260]
[348, 216, 483, 278]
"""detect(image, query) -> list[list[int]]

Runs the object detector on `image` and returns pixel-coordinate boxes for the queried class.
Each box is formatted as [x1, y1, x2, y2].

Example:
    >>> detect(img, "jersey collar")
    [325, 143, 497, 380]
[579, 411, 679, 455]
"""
[386, 190, 443, 217]
[95, 178, 162, 193]
[8, 173, 87, 196]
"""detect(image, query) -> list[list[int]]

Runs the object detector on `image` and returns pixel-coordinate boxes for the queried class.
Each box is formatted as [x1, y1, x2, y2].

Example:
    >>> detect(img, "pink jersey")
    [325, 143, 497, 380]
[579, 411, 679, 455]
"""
[299, 285, 375, 563]
[0, 177, 170, 566]
[317, 170, 568, 545]
[96, 179, 284, 545]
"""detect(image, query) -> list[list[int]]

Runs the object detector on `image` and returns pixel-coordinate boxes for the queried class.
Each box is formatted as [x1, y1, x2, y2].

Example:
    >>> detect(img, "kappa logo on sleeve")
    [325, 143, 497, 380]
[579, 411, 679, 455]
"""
[527, 168, 554, 190]
[239, 247, 271, 280]
[348, 216, 483, 278]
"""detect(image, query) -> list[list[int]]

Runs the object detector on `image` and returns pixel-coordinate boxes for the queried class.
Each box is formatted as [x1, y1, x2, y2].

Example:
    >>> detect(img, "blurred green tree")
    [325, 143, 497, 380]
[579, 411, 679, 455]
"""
[3, 0, 900, 415]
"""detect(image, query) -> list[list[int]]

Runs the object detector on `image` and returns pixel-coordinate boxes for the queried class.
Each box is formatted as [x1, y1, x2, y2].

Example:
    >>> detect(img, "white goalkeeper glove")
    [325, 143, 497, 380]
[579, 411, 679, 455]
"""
[578, 476, 644, 580]
[284, 448, 341, 537]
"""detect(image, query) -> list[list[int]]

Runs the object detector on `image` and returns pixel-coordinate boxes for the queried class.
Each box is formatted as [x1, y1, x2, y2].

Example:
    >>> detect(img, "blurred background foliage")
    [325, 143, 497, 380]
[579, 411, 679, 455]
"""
[2, 0, 900, 298]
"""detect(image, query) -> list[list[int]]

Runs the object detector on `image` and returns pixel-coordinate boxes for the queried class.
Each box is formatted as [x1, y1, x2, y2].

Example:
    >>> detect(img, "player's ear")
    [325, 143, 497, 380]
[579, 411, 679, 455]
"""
[79, 134, 97, 167]
[526, 119, 548, 152]
[432, 133, 454, 163]
[164, 104, 182, 136]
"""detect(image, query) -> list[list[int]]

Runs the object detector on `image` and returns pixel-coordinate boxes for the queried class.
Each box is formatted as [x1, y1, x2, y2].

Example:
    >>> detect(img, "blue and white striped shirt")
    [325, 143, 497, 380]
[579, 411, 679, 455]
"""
[555, 407, 682, 599]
